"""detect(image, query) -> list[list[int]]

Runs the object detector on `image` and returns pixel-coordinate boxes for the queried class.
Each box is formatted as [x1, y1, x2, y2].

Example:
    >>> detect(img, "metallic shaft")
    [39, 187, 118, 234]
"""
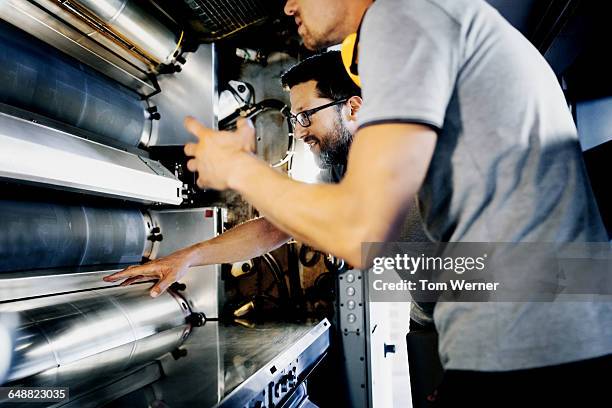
[0, 200, 147, 273]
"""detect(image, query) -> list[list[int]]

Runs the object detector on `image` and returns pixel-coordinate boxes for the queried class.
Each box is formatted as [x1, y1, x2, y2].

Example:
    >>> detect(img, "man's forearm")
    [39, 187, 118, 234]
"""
[225, 125, 436, 267]
[183, 217, 291, 266]
[228, 156, 363, 263]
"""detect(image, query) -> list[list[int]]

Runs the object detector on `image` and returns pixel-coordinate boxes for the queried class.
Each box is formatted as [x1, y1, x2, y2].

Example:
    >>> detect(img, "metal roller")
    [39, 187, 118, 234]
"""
[0, 20, 148, 147]
[0, 285, 192, 387]
[0, 313, 17, 384]
[0, 200, 147, 273]
[70, 0, 180, 65]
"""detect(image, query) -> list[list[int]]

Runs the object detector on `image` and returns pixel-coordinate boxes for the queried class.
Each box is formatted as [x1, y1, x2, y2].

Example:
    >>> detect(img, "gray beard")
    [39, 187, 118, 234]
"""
[314, 117, 353, 170]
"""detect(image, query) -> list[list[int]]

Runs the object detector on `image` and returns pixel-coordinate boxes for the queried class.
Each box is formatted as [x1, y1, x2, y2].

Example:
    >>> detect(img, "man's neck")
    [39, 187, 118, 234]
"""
[335, 0, 372, 42]
[349, 0, 373, 31]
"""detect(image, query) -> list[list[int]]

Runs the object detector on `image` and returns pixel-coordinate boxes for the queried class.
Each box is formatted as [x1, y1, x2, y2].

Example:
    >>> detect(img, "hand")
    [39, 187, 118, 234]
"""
[184, 117, 256, 190]
[103, 251, 193, 297]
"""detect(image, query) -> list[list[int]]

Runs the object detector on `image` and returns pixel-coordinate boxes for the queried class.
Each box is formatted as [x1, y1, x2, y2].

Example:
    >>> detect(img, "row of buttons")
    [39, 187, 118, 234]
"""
[345, 273, 357, 323]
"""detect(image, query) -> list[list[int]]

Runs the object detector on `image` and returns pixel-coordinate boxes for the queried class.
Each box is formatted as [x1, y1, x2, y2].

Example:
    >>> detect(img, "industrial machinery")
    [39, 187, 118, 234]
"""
[0, 1, 329, 407]
[2, 1, 607, 408]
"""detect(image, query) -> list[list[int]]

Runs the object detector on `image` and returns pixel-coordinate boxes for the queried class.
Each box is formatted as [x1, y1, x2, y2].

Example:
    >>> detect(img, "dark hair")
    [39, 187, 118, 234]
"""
[280, 51, 361, 100]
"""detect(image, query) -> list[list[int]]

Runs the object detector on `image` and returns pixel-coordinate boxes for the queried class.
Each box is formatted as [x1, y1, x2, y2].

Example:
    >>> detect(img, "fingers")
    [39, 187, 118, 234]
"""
[103, 261, 178, 298]
[236, 117, 254, 131]
[186, 158, 198, 173]
[119, 275, 156, 287]
[196, 177, 207, 189]
[103, 264, 149, 282]
[236, 118, 256, 152]
[184, 143, 197, 157]
[184, 116, 213, 140]
[150, 277, 174, 298]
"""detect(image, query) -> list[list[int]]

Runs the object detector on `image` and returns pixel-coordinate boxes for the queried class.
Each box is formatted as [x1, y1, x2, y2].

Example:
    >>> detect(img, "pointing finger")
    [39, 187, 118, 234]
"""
[184, 116, 214, 140]
[236, 117, 254, 131]
[236, 118, 256, 152]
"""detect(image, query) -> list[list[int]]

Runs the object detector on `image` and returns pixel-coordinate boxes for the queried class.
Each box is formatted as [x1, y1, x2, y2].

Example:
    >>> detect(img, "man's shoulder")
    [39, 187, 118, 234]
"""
[362, 0, 486, 48]
[368, 0, 492, 30]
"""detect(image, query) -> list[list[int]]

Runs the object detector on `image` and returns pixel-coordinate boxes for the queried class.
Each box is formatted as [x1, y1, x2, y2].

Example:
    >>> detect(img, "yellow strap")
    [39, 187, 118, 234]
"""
[340, 33, 361, 88]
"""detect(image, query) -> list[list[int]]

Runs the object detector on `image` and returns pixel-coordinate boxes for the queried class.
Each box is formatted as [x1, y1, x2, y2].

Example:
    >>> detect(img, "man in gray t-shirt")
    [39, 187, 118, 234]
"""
[356, 0, 611, 372]
[179, 0, 611, 404]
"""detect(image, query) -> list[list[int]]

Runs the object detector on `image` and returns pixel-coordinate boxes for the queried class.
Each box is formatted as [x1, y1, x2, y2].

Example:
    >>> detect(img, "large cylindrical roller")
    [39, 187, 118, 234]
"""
[73, 0, 179, 64]
[1, 285, 191, 388]
[0, 200, 147, 273]
[0, 20, 147, 147]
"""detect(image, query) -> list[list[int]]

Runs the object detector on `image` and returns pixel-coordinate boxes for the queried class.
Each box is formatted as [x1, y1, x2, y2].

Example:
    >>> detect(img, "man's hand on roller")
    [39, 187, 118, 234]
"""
[103, 249, 194, 297]
[183, 116, 256, 191]
[104, 117, 257, 296]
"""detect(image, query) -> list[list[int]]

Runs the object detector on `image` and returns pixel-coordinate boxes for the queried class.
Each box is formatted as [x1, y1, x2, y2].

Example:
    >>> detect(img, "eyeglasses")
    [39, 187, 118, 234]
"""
[289, 99, 348, 128]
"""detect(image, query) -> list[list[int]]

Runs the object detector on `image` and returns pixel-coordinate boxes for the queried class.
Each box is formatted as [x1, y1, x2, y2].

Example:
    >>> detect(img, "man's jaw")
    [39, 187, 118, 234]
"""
[296, 22, 342, 51]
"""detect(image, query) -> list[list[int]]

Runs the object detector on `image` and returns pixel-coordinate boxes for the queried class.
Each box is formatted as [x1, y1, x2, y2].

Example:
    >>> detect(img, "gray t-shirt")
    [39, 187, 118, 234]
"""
[359, 0, 611, 370]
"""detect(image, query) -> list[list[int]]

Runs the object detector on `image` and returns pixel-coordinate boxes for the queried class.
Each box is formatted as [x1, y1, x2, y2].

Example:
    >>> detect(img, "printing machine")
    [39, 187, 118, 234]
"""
[0, 1, 330, 407]
[1, 1, 610, 408]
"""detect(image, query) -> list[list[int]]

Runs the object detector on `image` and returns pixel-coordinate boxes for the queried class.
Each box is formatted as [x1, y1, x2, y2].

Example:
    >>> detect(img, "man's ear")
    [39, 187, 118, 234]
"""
[347, 96, 363, 121]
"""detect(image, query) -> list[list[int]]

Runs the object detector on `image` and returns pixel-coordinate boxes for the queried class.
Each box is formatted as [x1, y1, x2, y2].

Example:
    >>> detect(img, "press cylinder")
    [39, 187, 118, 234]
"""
[0, 200, 147, 273]
[73, 0, 180, 65]
[0, 285, 191, 386]
[0, 20, 148, 147]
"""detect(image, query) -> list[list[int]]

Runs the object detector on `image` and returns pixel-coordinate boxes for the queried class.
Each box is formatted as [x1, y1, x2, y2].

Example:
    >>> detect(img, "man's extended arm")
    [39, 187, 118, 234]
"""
[188, 217, 291, 266]
[192, 121, 437, 267]
[104, 217, 290, 296]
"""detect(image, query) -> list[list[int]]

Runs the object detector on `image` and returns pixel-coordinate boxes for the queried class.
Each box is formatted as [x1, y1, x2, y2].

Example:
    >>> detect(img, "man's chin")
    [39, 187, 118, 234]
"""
[302, 33, 341, 51]
[313, 156, 326, 170]
[313, 155, 334, 170]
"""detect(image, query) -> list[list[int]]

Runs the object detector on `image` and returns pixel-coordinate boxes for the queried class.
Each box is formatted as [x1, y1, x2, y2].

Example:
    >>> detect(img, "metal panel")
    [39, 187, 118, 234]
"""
[149, 208, 222, 318]
[149, 44, 217, 145]
[0, 267, 125, 303]
[154, 323, 222, 408]
[0, 111, 182, 204]
[338, 270, 369, 407]
[576, 96, 612, 151]
[217, 319, 331, 408]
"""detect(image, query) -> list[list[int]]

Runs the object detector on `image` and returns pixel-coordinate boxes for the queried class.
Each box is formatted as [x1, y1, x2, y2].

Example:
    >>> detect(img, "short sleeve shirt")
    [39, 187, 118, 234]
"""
[358, 0, 611, 371]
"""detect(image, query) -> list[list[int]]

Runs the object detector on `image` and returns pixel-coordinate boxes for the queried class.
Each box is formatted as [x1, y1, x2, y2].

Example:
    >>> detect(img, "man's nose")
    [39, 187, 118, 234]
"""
[293, 124, 308, 140]
[284, 0, 297, 16]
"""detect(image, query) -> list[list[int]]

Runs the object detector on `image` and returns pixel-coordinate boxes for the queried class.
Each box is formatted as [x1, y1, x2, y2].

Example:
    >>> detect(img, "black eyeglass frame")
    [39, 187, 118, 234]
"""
[289, 99, 349, 128]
